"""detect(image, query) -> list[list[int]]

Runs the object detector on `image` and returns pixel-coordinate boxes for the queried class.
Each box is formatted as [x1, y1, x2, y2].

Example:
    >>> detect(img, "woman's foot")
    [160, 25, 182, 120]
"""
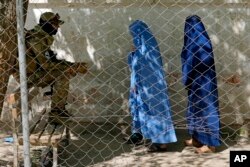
[184, 138, 203, 147]
[147, 143, 168, 153]
[184, 138, 193, 146]
[195, 145, 215, 154]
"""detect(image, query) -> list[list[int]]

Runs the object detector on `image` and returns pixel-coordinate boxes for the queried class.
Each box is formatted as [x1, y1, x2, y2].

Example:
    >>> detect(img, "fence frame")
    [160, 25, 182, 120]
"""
[16, 0, 31, 166]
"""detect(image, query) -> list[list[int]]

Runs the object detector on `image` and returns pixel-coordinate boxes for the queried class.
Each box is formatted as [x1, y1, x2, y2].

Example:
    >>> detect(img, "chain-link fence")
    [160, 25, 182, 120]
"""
[1, 0, 250, 166]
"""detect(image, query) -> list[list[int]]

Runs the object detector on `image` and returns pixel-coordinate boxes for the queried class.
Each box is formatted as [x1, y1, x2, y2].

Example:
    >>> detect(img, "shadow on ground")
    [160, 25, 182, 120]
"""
[57, 123, 241, 167]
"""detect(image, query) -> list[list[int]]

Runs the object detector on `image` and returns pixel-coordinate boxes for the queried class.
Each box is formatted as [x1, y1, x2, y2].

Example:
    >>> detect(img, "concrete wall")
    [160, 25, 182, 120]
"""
[23, 0, 250, 125]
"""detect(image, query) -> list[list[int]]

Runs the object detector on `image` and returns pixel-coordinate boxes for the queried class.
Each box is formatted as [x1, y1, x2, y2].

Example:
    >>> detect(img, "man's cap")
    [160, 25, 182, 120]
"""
[40, 12, 64, 25]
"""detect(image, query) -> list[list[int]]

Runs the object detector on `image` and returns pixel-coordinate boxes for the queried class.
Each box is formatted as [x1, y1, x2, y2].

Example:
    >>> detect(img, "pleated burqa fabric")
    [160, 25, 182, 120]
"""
[128, 20, 177, 144]
[181, 15, 221, 146]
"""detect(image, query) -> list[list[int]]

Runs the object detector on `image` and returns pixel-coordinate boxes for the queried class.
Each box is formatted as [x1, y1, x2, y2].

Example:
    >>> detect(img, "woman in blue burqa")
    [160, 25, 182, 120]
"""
[127, 20, 177, 152]
[181, 15, 221, 153]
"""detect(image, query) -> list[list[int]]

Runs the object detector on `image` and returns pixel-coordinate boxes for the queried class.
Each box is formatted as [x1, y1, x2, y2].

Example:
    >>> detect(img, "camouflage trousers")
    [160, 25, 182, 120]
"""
[27, 69, 70, 110]
[18, 60, 87, 111]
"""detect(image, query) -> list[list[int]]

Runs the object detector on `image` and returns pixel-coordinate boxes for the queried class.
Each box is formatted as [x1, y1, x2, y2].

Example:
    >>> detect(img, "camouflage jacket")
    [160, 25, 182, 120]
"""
[25, 25, 70, 74]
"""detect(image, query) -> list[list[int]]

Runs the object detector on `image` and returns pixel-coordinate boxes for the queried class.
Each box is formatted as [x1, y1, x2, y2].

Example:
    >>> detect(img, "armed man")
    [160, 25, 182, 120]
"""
[16, 12, 87, 124]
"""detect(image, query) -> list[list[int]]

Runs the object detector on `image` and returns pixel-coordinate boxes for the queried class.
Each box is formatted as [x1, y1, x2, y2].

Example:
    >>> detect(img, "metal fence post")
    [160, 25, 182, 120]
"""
[16, 0, 31, 166]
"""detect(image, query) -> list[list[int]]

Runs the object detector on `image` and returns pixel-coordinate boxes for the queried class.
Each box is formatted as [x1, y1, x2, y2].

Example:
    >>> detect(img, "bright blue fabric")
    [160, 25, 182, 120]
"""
[181, 15, 221, 146]
[128, 20, 177, 144]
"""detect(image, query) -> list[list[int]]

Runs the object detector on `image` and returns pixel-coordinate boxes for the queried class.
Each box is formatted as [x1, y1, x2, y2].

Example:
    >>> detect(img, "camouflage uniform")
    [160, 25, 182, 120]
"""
[15, 12, 88, 123]
[25, 24, 70, 111]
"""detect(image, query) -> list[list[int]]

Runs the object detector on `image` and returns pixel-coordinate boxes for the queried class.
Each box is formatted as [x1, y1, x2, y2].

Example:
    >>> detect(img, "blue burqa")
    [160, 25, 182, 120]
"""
[128, 20, 177, 144]
[181, 15, 221, 146]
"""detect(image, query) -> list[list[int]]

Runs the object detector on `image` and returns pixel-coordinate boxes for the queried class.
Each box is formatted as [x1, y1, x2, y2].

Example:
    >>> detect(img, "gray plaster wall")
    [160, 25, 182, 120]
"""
[22, 0, 250, 125]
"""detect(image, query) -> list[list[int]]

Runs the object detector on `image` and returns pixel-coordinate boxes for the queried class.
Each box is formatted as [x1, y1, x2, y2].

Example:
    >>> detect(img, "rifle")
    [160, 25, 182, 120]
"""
[46, 51, 88, 75]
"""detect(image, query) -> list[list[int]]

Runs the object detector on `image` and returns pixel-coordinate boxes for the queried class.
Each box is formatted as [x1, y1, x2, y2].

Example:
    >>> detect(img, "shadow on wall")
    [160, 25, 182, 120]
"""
[24, 0, 250, 133]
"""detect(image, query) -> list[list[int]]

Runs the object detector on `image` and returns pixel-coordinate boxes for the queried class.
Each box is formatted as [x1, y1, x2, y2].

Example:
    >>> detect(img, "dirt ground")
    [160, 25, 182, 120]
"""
[58, 128, 243, 167]
[0, 124, 249, 167]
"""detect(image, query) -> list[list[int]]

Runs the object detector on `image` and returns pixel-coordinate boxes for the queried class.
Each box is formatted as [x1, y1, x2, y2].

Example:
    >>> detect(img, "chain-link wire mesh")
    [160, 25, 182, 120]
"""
[1, 0, 250, 166]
